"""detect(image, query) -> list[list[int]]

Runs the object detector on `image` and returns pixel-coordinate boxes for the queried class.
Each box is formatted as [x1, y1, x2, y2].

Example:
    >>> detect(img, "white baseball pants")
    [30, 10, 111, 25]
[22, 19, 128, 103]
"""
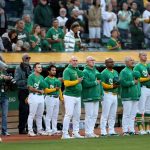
[122, 101, 138, 133]
[100, 92, 118, 134]
[138, 86, 150, 114]
[27, 93, 44, 132]
[84, 101, 99, 135]
[62, 95, 81, 135]
[45, 96, 59, 132]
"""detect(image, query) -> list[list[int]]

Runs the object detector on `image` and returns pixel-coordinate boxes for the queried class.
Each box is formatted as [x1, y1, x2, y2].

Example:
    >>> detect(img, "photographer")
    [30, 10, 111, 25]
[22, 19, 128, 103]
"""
[0, 56, 10, 136]
[14, 53, 31, 134]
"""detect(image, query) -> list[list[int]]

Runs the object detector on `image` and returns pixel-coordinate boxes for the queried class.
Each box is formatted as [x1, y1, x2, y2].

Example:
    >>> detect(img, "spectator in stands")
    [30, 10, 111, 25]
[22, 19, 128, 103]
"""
[71, 0, 84, 21]
[30, 24, 41, 52]
[64, 22, 81, 52]
[15, 20, 30, 51]
[87, 0, 102, 47]
[130, 17, 144, 49]
[130, 1, 141, 17]
[46, 18, 64, 52]
[117, 2, 131, 46]
[23, 14, 33, 34]
[110, 0, 118, 14]
[1, 30, 19, 52]
[34, 0, 53, 29]
[143, 2, 150, 48]
[0, 56, 10, 136]
[0, 5, 7, 36]
[65, 9, 83, 31]
[107, 29, 122, 50]
[14, 53, 32, 134]
[40, 28, 50, 51]
[57, 8, 68, 31]
[102, 3, 117, 38]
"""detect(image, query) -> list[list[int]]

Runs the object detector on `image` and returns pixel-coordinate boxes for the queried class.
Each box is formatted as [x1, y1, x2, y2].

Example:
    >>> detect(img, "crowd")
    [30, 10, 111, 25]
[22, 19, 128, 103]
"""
[1, 51, 150, 140]
[1, 0, 150, 52]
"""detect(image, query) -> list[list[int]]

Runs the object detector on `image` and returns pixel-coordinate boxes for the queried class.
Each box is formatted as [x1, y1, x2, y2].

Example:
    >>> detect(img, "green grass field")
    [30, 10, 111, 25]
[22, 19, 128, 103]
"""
[0, 135, 150, 150]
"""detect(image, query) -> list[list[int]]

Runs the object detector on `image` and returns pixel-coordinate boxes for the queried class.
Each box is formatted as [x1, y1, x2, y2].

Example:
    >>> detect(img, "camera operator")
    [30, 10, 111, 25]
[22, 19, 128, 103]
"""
[0, 56, 10, 136]
[14, 53, 31, 134]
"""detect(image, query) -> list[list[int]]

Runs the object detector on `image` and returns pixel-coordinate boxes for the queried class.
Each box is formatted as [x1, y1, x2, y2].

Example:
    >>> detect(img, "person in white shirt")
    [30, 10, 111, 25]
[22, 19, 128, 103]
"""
[64, 22, 81, 52]
[143, 2, 150, 48]
[102, 3, 117, 38]
[57, 8, 68, 30]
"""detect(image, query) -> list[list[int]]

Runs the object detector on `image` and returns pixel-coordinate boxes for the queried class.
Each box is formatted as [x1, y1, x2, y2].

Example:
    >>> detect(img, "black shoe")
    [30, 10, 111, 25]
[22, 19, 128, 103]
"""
[19, 130, 28, 134]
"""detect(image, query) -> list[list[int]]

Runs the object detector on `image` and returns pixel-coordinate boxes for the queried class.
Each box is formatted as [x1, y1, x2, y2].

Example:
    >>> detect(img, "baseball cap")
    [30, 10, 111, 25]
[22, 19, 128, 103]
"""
[22, 53, 31, 61]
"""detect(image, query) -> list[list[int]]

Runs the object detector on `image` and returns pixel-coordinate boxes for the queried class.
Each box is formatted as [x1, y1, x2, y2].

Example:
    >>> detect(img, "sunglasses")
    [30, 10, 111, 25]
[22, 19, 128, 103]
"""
[25, 57, 31, 60]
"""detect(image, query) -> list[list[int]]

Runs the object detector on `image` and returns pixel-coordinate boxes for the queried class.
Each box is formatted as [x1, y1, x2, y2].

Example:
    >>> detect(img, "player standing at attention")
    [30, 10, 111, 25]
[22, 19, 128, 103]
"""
[27, 63, 47, 136]
[134, 52, 150, 135]
[44, 65, 63, 135]
[61, 56, 84, 139]
[82, 56, 103, 138]
[120, 56, 141, 135]
[100, 58, 119, 136]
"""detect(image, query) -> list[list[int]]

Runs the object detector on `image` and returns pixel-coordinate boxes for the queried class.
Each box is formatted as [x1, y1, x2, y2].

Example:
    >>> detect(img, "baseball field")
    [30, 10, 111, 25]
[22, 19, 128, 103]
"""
[0, 135, 150, 150]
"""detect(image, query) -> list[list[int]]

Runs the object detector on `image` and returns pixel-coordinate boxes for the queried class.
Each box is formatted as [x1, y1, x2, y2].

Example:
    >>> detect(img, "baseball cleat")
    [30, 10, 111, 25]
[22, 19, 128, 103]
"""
[61, 134, 73, 139]
[28, 131, 36, 137]
[138, 130, 147, 135]
[72, 133, 84, 138]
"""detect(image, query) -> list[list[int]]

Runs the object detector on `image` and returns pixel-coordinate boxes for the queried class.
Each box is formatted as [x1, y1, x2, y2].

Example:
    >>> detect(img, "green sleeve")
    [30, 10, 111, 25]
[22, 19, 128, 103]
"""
[27, 76, 34, 87]
[82, 71, 97, 88]
[63, 69, 70, 80]
[120, 71, 135, 87]
[46, 29, 52, 38]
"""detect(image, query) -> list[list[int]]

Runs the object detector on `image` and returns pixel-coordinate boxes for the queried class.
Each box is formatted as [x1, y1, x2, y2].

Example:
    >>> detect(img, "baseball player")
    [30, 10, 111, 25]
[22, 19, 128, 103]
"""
[120, 56, 140, 135]
[134, 52, 150, 134]
[82, 56, 103, 138]
[100, 58, 119, 136]
[44, 64, 63, 135]
[27, 63, 47, 136]
[61, 56, 84, 139]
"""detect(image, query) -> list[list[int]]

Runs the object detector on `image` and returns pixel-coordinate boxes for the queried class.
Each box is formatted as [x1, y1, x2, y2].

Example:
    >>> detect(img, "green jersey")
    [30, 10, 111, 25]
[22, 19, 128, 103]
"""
[44, 76, 61, 96]
[46, 27, 64, 52]
[134, 63, 150, 87]
[120, 66, 141, 101]
[63, 64, 82, 97]
[101, 68, 119, 94]
[107, 37, 121, 50]
[27, 73, 47, 93]
[82, 65, 103, 102]
[30, 34, 41, 52]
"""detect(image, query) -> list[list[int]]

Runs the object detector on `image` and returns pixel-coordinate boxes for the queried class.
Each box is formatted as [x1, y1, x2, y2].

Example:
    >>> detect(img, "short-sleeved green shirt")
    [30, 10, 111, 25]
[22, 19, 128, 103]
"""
[101, 68, 119, 93]
[46, 27, 64, 52]
[44, 76, 61, 96]
[63, 64, 82, 97]
[107, 38, 121, 50]
[134, 63, 150, 87]
[27, 73, 47, 93]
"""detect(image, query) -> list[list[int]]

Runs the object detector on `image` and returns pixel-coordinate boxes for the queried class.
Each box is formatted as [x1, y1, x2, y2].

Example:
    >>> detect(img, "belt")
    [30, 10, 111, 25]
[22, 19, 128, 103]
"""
[104, 91, 117, 95]
[49, 95, 59, 98]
